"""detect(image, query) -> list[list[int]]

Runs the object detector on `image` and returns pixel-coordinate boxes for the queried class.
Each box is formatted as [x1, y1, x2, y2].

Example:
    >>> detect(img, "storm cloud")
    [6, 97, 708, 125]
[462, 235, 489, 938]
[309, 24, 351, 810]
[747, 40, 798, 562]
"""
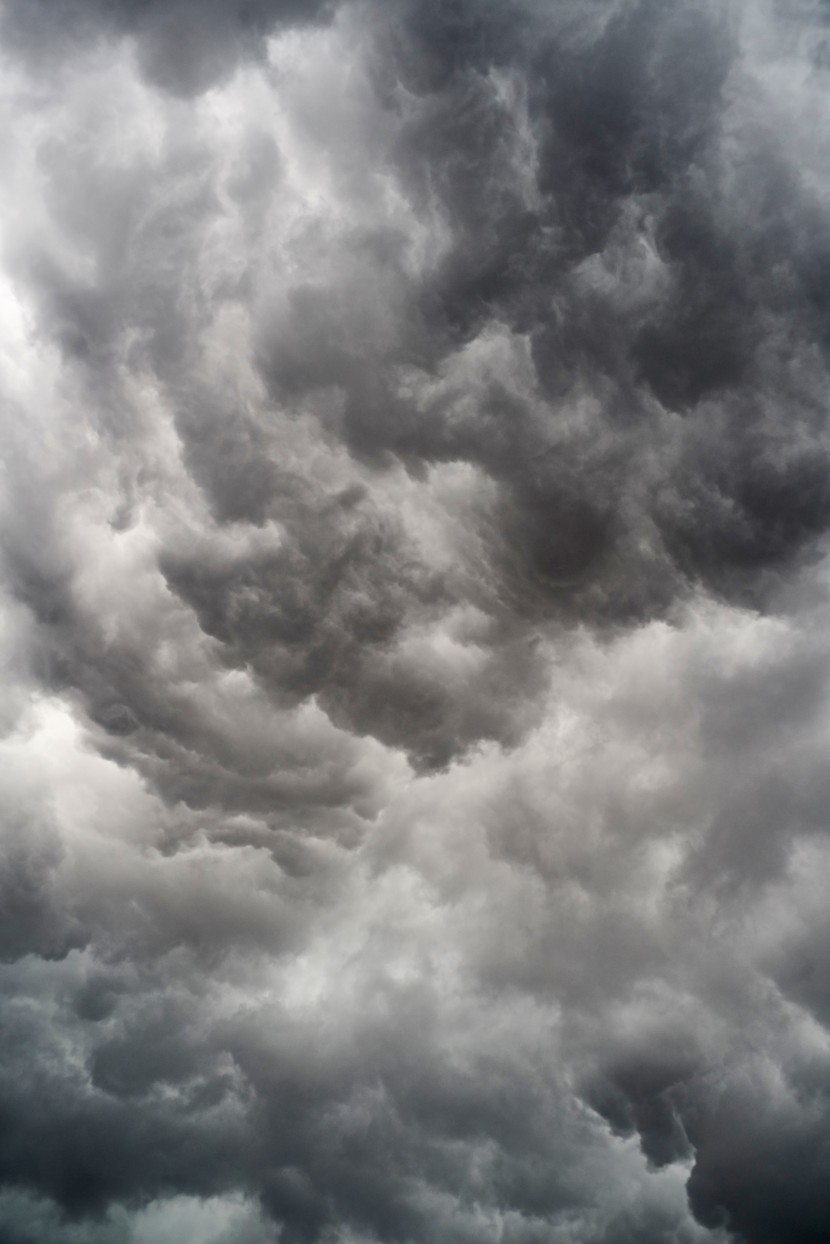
[2, 0, 830, 1241]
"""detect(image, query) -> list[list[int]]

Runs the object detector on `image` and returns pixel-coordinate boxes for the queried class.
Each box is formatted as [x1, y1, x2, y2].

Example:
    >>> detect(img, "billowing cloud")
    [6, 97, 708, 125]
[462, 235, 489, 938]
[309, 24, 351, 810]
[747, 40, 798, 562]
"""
[2, 1, 830, 1241]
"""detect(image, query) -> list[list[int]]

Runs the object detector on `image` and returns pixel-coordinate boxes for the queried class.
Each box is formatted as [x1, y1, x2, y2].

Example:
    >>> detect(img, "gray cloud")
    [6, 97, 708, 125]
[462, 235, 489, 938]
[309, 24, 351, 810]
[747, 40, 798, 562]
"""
[1, 0, 337, 95]
[2, 0, 830, 1242]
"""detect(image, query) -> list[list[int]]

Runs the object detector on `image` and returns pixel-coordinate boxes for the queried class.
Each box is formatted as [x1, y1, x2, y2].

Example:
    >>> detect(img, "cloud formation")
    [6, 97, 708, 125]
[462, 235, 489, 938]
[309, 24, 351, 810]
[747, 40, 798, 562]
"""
[2, 0, 830, 1241]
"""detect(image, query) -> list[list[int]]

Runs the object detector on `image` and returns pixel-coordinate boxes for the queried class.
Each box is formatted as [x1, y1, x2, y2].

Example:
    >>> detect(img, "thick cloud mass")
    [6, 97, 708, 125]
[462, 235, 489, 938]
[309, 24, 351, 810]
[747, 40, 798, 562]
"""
[2, 1, 830, 1241]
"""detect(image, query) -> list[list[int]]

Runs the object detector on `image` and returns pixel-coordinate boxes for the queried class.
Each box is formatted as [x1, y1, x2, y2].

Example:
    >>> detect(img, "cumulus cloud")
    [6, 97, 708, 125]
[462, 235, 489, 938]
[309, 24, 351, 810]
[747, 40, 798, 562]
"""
[2, 0, 830, 1241]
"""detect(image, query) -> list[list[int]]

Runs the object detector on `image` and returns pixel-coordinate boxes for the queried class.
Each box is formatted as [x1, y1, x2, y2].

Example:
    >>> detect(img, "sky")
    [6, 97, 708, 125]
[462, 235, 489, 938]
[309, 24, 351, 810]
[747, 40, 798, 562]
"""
[1, 1, 830, 1241]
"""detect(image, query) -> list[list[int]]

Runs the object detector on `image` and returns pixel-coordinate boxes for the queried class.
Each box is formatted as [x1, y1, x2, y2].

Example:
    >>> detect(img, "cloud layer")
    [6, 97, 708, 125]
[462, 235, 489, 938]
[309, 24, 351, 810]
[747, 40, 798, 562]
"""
[2, 1, 830, 1241]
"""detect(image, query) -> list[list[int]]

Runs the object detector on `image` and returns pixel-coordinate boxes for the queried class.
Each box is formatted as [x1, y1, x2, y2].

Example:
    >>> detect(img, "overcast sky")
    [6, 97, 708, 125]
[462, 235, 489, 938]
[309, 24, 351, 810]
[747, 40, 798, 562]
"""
[1, 1, 830, 1241]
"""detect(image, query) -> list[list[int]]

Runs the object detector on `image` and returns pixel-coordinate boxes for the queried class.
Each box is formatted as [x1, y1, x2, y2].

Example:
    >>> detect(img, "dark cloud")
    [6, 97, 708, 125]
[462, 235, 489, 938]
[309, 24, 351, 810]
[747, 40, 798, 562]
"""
[1, 0, 337, 95]
[685, 1070, 830, 1244]
[2, 0, 830, 1242]
[250, 0, 830, 621]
